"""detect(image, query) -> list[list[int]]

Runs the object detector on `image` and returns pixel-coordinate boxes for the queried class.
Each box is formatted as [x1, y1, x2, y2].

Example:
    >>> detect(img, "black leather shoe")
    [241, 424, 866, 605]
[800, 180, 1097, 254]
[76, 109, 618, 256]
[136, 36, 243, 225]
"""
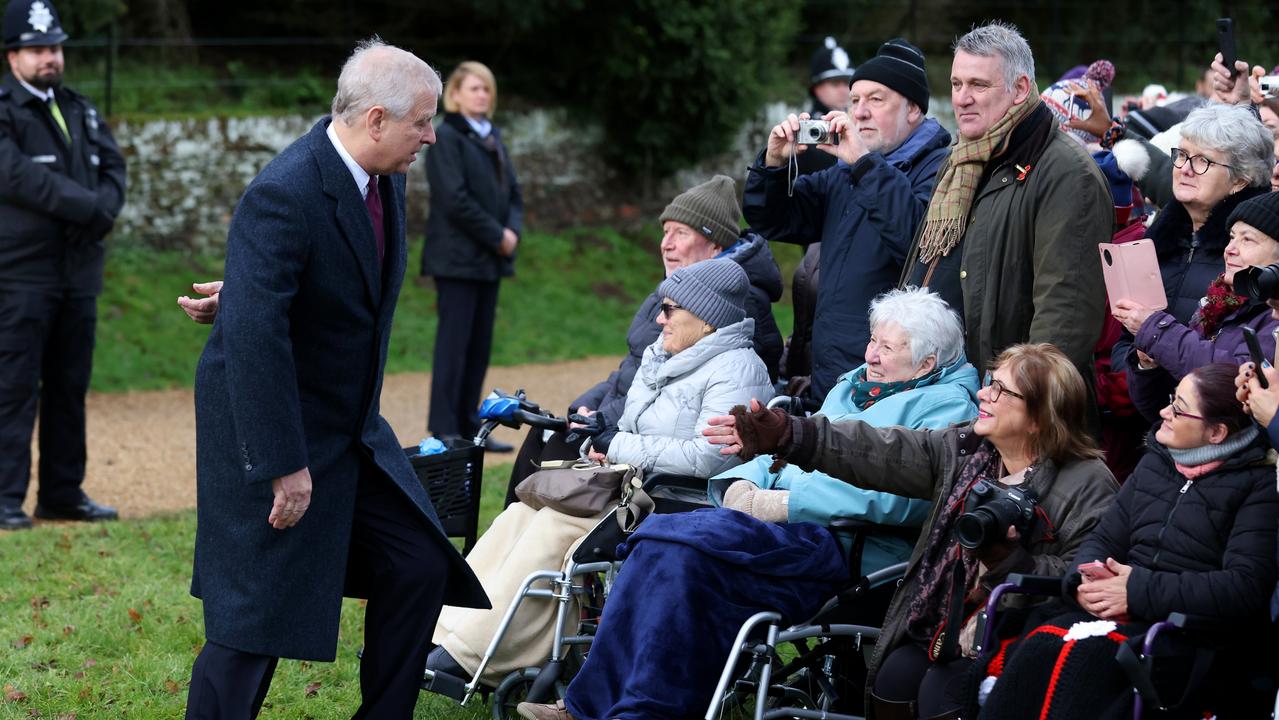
[34, 498, 119, 522]
[0, 506, 32, 530]
[484, 438, 514, 453]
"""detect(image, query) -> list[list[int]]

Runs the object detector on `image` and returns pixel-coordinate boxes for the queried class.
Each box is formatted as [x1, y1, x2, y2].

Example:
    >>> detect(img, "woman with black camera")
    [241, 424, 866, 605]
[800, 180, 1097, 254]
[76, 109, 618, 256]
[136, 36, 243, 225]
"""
[1114, 191, 1279, 422]
[979, 363, 1277, 719]
[704, 343, 1119, 719]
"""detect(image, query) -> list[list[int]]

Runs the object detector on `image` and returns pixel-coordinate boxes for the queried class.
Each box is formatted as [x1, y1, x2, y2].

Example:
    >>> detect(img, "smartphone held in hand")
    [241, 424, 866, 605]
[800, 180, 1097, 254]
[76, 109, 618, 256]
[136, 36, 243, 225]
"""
[1078, 560, 1116, 582]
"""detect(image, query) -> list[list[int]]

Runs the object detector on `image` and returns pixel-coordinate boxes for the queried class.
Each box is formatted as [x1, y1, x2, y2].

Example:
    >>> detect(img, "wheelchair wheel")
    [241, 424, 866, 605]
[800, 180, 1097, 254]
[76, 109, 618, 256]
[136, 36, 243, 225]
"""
[492, 667, 554, 720]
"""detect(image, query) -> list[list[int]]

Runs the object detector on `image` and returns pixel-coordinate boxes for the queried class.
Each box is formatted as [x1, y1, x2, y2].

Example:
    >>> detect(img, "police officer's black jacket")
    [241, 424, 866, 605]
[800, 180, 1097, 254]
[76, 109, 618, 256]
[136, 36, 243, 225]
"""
[0, 73, 126, 296]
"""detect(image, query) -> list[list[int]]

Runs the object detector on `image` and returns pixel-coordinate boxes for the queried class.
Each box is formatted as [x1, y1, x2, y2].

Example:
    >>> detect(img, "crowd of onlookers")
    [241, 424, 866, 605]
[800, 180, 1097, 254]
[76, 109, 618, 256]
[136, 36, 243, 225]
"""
[157, 20, 1279, 719]
[496, 20, 1279, 720]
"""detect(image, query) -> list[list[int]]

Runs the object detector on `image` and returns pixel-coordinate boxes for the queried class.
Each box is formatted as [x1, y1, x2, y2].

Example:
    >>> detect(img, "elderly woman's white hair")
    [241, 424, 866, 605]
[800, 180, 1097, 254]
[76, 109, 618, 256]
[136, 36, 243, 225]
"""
[868, 287, 965, 369]
[1180, 104, 1275, 189]
[331, 37, 442, 126]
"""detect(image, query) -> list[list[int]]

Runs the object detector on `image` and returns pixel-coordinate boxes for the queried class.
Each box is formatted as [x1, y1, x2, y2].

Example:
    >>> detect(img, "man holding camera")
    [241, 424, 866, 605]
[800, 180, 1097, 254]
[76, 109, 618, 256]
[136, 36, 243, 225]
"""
[900, 22, 1110, 387]
[0, 0, 126, 530]
[745, 38, 951, 405]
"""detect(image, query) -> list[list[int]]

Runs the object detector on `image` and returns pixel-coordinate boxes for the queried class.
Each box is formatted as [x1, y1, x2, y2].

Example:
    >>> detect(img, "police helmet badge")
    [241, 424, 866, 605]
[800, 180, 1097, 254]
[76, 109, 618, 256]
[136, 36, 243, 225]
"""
[27, 1, 52, 33]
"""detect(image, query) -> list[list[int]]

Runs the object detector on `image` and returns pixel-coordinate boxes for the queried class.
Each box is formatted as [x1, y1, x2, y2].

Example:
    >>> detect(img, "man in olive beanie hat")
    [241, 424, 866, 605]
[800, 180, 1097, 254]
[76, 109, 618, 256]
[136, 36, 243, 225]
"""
[659, 174, 741, 250]
[745, 36, 952, 404]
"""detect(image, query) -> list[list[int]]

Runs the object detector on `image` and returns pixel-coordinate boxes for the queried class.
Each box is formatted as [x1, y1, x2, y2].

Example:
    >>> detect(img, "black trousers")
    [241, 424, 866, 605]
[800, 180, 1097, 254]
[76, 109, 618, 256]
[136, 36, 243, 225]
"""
[874, 642, 974, 717]
[0, 289, 96, 508]
[428, 278, 500, 438]
[186, 469, 450, 719]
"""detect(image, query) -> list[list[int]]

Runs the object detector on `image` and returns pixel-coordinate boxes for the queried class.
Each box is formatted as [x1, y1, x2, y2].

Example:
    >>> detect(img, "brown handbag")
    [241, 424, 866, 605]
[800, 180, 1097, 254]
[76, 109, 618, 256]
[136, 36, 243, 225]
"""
[514, 459, 642, 517]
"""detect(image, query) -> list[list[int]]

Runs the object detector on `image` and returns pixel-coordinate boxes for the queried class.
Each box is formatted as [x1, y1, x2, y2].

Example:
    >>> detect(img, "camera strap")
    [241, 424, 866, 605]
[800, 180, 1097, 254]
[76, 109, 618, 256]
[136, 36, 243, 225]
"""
[787, 139, 798, 198]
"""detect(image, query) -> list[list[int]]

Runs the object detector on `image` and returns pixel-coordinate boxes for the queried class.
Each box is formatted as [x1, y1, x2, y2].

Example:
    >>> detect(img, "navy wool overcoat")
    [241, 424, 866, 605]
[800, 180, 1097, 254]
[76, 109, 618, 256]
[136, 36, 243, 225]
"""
[192, 119, 488, 661]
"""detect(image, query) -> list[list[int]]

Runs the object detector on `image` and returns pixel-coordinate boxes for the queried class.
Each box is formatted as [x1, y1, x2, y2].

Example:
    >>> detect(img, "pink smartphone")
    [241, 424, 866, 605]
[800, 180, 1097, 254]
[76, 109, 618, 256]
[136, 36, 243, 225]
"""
[1099, 240, 1167, 313]
[1078, 560, 1116, 582]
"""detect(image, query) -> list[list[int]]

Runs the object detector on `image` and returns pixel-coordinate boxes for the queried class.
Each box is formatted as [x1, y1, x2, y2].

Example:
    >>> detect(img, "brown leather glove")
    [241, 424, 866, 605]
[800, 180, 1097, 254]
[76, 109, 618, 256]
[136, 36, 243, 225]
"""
[730, 404, 793, 464]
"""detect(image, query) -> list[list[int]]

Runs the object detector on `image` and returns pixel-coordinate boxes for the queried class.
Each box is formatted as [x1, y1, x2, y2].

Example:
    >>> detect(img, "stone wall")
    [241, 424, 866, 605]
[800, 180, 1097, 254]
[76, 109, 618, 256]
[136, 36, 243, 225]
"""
[111, 99, 956, 251]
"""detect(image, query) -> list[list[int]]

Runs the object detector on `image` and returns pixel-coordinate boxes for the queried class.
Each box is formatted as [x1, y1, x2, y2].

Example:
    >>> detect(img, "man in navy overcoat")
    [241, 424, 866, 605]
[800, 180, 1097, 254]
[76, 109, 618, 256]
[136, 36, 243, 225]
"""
[185, 40, 488, 719]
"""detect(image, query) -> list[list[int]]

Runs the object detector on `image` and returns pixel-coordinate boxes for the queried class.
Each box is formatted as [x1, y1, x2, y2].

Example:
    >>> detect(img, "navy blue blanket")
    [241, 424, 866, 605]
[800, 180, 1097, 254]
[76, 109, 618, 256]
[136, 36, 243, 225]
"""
[564, 508, 848, 719]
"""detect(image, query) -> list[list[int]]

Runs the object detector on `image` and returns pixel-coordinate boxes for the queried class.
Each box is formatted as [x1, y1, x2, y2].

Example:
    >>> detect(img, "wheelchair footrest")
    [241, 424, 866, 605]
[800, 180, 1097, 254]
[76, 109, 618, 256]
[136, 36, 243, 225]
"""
[421, 668, 469, 701]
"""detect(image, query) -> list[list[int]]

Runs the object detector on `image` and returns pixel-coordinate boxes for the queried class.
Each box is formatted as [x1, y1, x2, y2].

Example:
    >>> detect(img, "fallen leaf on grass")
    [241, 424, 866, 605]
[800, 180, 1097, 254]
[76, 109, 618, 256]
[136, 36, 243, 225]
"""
[81, 659, 97, 669]
[62, 625, 74, 635]
[127, 608, 142, 624]
[304, 682, 322, 697]
[11, 635, 32, 649]
[28, 597, 48, 609]
[163, 679, 180, 694]
[4, 688, 26, 702]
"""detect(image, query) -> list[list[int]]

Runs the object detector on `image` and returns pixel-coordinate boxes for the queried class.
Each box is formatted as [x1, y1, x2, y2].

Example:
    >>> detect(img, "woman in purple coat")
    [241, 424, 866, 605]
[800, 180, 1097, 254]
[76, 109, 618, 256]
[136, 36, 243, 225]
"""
[1114, 191, 1279, 422]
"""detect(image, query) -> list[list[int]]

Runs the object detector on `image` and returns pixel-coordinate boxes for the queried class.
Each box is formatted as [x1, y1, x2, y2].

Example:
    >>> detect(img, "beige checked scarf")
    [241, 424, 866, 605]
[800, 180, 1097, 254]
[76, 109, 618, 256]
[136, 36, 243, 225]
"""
[918, 91, 1043, 264]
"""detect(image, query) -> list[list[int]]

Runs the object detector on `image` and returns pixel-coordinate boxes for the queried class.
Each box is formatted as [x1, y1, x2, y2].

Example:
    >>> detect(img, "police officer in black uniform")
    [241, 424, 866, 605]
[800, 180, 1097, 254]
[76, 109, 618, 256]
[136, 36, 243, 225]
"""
[0, 0, 126, 530]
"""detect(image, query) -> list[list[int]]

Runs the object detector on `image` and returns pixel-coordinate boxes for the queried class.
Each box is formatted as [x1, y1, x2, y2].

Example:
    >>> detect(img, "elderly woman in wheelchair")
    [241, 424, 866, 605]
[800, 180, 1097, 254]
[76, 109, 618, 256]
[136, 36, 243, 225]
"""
[978, 363, 1278, 720]
[515, 289, 982, 720]
[707, 343, 1118, 720]
[428, 259, 773, 688]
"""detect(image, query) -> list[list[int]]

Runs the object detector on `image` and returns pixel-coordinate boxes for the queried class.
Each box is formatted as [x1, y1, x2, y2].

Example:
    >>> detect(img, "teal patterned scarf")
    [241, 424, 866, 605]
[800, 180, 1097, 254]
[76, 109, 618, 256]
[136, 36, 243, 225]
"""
[849, 365, 943, 410]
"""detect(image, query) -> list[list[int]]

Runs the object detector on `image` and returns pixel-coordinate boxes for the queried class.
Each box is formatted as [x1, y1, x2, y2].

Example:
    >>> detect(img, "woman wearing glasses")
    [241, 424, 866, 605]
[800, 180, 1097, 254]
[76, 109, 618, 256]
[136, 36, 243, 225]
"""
[429, 259, 772, 686]
[1113, 190, 1279, 422]
[979, 363, 1277, 718]
[1109, 103, 1273, 386]
[702, 343, 1118, 719]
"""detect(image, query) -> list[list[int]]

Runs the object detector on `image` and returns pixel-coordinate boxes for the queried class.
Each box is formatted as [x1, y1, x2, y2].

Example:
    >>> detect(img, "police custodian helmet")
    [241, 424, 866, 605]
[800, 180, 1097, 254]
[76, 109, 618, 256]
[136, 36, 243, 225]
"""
[3, 0, 68, 49]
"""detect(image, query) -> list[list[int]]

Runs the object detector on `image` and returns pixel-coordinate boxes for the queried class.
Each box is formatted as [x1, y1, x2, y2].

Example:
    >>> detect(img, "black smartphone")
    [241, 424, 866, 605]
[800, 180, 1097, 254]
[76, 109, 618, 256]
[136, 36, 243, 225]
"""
[1243, 326, 1269, 388]
[1218, 18, 1238, 79]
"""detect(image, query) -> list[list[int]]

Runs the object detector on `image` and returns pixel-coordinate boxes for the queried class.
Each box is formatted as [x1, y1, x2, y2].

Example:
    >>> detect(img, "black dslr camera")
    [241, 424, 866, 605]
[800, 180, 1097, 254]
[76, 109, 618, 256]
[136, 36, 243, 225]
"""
[954, 480, 1038, 550]
[1233, 263, 1279, 302]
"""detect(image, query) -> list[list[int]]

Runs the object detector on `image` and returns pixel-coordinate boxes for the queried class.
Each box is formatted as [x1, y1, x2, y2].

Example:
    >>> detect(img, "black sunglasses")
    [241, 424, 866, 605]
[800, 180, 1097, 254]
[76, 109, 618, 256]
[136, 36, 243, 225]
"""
[659, 302, 684, 319]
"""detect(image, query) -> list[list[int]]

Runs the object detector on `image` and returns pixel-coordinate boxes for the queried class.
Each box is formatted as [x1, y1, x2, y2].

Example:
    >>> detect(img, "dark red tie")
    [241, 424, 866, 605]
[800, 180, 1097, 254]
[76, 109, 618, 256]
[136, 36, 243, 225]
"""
[365, 175, 385, 266]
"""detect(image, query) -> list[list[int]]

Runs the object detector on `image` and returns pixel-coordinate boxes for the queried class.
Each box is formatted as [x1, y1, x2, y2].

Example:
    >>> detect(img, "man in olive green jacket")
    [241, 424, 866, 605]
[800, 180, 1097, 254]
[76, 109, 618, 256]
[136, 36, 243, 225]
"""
[901, 22, 1110, 377]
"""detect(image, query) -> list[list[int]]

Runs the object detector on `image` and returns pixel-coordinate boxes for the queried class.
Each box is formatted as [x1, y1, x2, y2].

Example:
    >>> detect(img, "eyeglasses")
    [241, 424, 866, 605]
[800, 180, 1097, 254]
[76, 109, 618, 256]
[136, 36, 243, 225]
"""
[1167, 394, 1206, 421]
[658, 302, 684, 319]
[983, 372, 1026, 402]
[1170, 148, 1235, 176]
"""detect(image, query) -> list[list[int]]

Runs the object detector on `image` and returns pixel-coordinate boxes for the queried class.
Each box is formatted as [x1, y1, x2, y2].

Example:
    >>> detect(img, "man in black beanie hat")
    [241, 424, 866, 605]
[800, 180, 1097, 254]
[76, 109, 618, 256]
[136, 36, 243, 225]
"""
[744, 37, 952, 405]
[0, 0, 126, 530]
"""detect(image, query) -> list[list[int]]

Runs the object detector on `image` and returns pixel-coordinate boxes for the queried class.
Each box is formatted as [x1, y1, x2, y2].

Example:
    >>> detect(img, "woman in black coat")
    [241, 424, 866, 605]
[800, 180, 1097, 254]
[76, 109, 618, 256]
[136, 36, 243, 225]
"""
[979, 363, 1278, 719]
[422, 61, 523, 447]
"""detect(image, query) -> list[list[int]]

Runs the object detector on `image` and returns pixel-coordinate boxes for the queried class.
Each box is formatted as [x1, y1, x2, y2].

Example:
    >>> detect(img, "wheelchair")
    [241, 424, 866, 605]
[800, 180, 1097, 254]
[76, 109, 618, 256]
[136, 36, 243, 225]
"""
[417, 389, 716, 718]
[971, 573, 1279, 719]
[703, 519, 916, 720]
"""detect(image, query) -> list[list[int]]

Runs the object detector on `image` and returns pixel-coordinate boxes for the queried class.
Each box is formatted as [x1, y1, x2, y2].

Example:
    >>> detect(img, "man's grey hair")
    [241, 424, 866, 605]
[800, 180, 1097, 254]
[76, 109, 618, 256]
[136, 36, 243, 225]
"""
[868, 287, 965, 369]
[1180, 103, 1275, 188]
[331, 37, 442, 125]
[953, 21, 1035, 91]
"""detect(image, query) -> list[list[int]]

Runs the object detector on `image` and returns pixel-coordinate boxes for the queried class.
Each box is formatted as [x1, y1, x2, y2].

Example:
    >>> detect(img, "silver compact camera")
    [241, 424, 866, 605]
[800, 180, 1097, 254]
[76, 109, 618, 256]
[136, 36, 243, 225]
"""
[796, 119, 839, 146]
[1261, 75, 1279, 100]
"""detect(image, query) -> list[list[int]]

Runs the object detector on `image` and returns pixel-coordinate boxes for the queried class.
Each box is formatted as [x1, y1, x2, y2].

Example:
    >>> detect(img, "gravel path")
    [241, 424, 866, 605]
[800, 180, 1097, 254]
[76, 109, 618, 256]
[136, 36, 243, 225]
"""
[20, 356, 623, 519]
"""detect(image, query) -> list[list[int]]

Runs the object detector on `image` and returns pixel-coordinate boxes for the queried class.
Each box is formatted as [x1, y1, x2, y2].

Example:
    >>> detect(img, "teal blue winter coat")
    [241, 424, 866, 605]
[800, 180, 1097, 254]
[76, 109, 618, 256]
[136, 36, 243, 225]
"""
[711, 357, 979, 574]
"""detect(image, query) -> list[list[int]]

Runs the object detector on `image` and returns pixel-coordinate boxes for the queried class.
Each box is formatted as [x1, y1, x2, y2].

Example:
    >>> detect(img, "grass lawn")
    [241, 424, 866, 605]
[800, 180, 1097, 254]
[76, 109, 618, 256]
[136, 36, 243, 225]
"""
[0, 464, 518, 719]
[94, 228, 799, 393]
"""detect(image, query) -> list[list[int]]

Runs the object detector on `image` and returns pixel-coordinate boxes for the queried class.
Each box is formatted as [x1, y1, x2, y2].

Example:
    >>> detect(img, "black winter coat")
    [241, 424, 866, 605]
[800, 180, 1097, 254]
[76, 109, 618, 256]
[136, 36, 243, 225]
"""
[570, 232, 784, 423]
[421, 113, 522, 281]
[1111, 186, 1269, 373]
[1074, 433, 1278, 622]
[0, 74, 126, 296]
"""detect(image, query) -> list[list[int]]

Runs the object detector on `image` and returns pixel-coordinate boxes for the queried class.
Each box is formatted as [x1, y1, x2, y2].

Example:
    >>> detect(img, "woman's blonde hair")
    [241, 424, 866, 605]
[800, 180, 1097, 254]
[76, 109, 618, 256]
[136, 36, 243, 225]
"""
[443, 61, 497, 117]
[990, 343, 1103, 464]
